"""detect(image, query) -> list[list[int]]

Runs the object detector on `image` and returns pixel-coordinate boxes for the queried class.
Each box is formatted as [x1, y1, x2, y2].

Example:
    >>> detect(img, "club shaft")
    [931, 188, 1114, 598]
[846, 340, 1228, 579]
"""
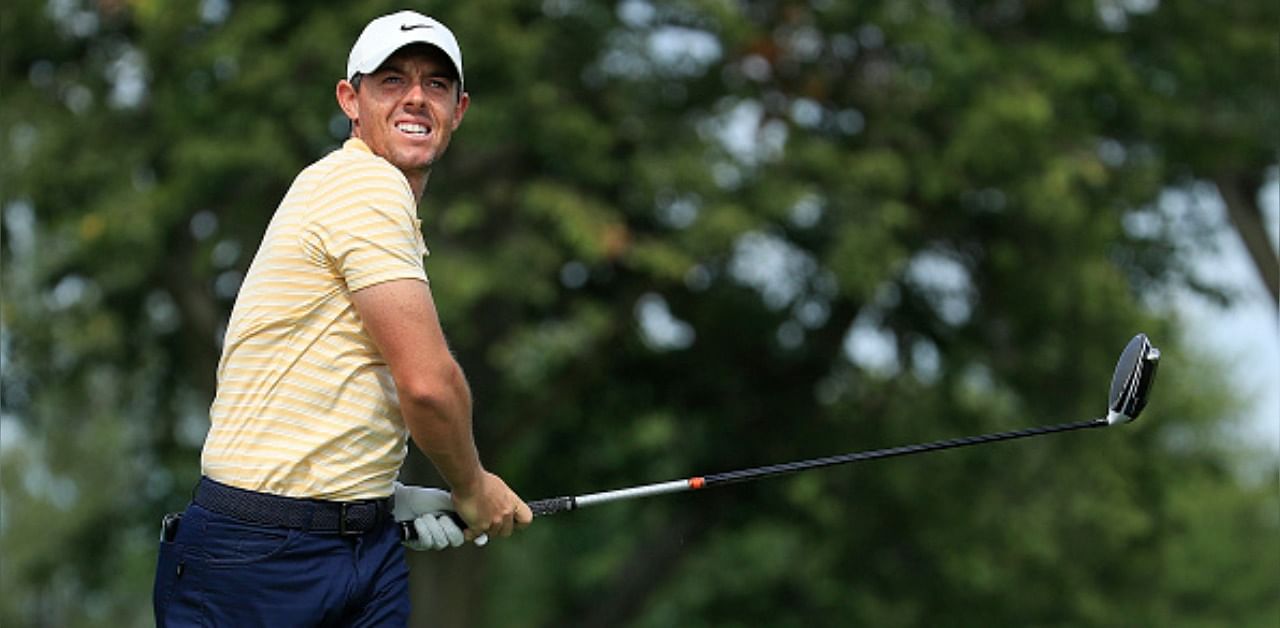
[400, 417, 1109, 541]
[701, 416, 1108, 487]
[565, 416, 1105, 511]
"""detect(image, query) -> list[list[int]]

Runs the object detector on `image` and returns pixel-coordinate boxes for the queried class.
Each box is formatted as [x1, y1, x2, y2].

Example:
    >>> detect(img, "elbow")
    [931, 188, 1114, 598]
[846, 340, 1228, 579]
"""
[397, 362, 467, 412]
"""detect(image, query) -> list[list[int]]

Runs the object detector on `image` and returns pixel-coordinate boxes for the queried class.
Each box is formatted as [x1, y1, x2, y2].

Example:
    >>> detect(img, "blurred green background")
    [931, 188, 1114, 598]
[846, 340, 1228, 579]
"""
[2, 1, 1277, 626]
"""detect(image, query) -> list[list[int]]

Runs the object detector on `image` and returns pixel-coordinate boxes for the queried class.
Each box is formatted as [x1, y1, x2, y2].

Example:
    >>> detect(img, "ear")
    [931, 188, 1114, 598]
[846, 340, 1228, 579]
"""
[336, 80, 360, 129]
[450, 91, 470, 131]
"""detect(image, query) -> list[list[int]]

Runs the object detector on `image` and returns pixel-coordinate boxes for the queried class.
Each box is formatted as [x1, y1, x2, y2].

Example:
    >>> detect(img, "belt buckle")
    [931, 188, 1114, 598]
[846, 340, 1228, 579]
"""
[338, 503, 359, 536]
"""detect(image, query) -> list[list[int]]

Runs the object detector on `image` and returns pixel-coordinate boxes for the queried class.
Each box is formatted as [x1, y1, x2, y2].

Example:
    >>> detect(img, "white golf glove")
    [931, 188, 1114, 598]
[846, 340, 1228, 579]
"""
[392, 482, 469, 551]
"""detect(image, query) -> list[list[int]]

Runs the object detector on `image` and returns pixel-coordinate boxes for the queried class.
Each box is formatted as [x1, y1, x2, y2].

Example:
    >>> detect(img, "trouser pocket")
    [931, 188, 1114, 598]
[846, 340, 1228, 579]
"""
[195, 505, 298, 565]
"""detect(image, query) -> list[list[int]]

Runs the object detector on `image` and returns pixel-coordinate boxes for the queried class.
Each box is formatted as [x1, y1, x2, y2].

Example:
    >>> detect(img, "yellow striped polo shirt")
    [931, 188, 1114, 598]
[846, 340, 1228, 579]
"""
[201, 138, 428, 501]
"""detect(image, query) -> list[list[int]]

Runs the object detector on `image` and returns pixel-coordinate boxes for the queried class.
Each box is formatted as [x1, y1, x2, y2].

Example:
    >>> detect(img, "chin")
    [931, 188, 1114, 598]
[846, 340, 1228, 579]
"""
[391, 151, 437, 172]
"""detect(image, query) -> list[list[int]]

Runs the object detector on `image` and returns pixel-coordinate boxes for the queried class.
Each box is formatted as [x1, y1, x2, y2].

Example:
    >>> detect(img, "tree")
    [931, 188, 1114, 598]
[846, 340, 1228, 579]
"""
[2, 1, 1276, 626]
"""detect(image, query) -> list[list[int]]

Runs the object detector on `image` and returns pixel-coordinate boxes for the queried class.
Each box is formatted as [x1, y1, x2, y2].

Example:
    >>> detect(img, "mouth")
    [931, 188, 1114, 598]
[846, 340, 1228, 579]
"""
[394, 121, 431, 138]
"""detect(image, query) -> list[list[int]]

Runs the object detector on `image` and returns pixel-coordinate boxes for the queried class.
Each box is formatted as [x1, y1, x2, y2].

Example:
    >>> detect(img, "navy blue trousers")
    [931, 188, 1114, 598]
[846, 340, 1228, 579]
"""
[153, 502, 410, 627]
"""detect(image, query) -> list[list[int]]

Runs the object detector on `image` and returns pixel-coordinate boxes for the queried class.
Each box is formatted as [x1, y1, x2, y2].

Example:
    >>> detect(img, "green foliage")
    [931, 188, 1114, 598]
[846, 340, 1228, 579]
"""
[3, 1, 1276, 627]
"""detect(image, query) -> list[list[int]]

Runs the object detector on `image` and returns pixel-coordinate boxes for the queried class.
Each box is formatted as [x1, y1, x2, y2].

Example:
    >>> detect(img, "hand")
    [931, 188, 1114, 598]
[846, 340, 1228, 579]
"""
[451, 471, 533, 542]
[392, 482, 467, 551]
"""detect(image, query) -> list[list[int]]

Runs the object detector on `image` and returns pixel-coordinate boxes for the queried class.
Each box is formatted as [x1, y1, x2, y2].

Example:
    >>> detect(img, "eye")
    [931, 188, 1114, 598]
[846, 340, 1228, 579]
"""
[428, 78, 449, 90]
[382, 75, 405, 84]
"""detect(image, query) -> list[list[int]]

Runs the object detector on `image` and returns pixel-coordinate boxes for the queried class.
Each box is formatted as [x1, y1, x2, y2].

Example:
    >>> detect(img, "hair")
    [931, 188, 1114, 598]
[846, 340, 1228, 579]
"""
[347, 74, 361, 135]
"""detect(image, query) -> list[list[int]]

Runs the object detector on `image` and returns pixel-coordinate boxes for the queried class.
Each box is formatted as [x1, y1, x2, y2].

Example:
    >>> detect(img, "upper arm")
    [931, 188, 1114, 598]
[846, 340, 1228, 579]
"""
[350, 278, 454, 392]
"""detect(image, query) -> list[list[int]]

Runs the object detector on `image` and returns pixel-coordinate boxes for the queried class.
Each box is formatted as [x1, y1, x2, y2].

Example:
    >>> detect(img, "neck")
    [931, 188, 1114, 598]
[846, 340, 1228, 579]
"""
[403, 170, 430, 204]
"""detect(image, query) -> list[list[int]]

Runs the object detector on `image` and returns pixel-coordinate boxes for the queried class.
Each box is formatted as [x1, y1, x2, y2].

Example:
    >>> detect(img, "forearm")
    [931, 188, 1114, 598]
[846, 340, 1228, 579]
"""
[348, 278, 526, 534]
[399, 363, 484, 496]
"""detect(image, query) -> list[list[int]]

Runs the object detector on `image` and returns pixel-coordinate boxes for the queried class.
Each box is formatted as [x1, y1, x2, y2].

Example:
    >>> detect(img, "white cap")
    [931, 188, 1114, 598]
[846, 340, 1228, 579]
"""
[346, 11, 464, 88]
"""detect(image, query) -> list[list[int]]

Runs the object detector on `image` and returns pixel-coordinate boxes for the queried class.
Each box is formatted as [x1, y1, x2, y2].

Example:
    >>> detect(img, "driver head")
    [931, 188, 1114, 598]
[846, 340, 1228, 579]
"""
[1106, 333, 1160, 425]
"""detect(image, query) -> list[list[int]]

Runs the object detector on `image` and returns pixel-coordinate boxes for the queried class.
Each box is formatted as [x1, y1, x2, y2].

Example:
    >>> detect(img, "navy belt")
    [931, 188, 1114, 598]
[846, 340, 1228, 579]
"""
[194, 476, 392, 535]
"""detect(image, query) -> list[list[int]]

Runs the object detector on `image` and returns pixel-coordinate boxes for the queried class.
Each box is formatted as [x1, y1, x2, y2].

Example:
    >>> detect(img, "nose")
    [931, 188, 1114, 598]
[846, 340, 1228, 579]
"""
[402, 81, 429, 110]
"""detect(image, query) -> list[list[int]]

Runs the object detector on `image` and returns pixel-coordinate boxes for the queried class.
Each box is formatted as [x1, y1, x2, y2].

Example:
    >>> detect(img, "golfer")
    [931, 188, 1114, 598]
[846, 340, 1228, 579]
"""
[153, 11, 532, 626]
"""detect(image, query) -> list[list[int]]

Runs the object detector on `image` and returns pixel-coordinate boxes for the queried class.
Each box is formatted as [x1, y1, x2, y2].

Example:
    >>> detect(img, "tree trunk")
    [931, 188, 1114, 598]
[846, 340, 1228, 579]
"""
[408, 547, 488, 627]
[1215, 175, 1280, 310]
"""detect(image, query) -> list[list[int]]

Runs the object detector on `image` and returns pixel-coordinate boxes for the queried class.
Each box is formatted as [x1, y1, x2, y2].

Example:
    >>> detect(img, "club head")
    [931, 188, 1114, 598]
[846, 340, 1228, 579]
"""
[1106, 333, 1160, 425]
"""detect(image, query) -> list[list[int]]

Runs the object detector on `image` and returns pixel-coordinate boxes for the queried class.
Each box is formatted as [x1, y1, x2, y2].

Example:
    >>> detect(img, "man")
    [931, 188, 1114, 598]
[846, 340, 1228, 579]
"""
[153, 11, 532, 626]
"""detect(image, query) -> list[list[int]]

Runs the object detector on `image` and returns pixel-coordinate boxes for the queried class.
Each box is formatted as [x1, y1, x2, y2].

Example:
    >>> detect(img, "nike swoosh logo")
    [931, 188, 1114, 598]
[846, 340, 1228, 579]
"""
[400, 24, 432, 31]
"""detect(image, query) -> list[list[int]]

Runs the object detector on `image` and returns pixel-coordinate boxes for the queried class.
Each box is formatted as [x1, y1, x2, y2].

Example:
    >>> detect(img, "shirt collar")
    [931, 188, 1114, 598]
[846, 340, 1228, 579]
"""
[344, 137, 372, 154]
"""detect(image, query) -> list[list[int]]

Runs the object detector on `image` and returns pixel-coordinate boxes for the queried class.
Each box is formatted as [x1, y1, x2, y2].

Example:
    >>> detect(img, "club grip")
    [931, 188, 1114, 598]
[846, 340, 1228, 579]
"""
[529, 496, 575, 516]
[444, 510, 467, 529]
[398, 496, 576, 541]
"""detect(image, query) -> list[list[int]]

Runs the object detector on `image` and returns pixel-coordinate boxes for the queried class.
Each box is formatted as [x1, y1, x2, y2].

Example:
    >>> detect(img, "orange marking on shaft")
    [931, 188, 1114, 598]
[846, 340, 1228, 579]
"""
[689, 477, 706, 489]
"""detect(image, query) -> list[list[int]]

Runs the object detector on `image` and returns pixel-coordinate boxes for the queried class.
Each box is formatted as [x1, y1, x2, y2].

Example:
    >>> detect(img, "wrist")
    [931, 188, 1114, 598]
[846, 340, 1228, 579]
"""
[449, 466, 486, 500]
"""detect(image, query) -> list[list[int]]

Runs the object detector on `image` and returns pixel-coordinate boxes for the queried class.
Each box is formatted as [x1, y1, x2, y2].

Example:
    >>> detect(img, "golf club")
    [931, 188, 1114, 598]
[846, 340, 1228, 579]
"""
[401, 333, 1160, 542]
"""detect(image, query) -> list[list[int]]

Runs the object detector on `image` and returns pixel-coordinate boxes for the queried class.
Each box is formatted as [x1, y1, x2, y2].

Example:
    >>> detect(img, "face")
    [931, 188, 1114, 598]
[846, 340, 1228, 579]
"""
[336, 45, 469, 184]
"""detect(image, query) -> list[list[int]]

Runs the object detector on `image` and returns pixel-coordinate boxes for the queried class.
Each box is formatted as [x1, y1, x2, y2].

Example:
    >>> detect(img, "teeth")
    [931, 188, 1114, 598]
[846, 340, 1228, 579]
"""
[396, 122, 428, 135]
